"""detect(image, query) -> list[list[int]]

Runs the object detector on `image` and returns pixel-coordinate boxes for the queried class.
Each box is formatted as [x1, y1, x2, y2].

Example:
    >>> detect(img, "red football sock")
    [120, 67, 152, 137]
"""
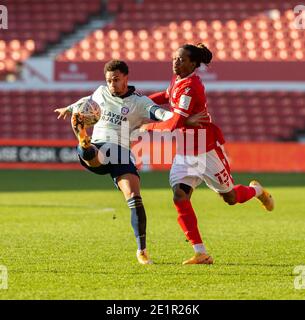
[233, 185, 256, 203]
[174, 199, 203, 245]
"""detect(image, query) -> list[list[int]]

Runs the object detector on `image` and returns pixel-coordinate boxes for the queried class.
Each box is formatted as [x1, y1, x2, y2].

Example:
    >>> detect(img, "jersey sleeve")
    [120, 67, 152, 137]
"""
[137, 95, 172, 121]
[150, 106, 173, 121]
[172, 85, 196, 118]
[148, 91, 169, 105]
[91, 85, 106, 104]
[144, 112, 186, 131]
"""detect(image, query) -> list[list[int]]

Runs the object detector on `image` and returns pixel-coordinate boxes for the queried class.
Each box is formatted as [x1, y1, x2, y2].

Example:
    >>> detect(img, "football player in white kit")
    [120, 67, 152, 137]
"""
[55, 60, 204, 265]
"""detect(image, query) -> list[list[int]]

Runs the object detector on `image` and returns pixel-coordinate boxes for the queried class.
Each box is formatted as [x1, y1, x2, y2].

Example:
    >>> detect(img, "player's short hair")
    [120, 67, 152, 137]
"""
[181, 43, 213, 67]
[104, 60, 129, 75]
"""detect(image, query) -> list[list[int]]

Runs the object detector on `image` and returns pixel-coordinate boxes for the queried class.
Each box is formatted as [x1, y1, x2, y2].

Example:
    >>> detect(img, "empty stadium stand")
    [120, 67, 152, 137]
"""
[1, 90, 87, 140]
[0, 1, 304, 144]
[0, 0, 102, 77]
[1, 90, 304, 141]
[58, 0, 304, 62]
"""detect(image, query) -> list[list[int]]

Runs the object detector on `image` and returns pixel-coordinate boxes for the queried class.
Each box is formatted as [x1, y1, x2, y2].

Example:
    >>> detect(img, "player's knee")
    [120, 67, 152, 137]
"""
[124, 191, 139, 200]
[122, 184, 141, 200]
[130, 191, 140, 199]
[173, 188, 186, 201]
[173, 184, 191, 202]
[221, 192, 237, 205]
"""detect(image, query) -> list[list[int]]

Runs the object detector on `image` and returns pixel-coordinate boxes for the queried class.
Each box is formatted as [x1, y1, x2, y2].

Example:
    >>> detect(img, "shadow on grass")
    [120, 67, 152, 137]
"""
[1, 170, 305, 192]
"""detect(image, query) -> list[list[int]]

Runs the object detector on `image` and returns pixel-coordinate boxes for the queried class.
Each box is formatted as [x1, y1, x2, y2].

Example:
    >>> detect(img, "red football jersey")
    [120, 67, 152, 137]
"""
[167, 72, 208, 119]
[146, 72, 225, 154]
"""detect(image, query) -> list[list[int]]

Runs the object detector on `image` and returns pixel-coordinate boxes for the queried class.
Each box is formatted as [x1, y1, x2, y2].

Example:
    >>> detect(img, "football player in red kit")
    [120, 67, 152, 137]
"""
[141, 43, 274, 265]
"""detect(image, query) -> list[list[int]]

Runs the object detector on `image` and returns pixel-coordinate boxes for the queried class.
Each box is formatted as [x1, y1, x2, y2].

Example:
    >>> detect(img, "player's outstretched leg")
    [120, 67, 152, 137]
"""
[221, 182, 274, 211]
[71, 113, 102, 167]
[249, 180, 274, 211]
[71, 113, 91, 148]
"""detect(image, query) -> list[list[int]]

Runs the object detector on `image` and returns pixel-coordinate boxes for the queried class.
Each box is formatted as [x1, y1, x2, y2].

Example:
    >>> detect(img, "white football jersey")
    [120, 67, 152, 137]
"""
[67, 85, 172, 149]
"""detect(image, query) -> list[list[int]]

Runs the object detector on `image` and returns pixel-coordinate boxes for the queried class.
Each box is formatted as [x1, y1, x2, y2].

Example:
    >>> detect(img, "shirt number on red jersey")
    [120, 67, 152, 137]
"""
[214, 169, 230, 186]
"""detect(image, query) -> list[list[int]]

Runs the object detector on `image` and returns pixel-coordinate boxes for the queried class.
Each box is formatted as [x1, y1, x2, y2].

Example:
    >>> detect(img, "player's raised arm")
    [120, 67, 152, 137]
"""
[185, 110, 211, 126]
[149, 91, 169, 105]
[140, 103, 210, 131]
[141, 86, 198, 131]
[148, 105, 173, 121]
[136, 95, 173, 122]
[140, 112, 184, 132]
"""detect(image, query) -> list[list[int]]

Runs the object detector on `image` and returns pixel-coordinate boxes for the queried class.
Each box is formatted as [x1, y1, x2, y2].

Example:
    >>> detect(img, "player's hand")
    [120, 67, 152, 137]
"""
[54, 107, 71, 120]
[186, 111, 211, 127]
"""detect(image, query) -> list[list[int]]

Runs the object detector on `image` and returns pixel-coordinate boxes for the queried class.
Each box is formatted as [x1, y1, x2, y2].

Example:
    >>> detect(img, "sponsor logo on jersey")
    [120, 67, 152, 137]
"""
[184, 87, 191, 94]
[179, 95, 192, 110]
[100, 109, 127, 125]
[121, 106, 129, 115]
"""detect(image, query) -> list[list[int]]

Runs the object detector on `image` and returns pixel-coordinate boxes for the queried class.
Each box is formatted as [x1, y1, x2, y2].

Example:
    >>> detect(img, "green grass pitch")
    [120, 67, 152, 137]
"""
[0, 170, 305, 300]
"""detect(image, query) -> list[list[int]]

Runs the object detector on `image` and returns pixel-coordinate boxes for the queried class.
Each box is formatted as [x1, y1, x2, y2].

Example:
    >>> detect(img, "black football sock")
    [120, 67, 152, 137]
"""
[127, 196, 147, 251]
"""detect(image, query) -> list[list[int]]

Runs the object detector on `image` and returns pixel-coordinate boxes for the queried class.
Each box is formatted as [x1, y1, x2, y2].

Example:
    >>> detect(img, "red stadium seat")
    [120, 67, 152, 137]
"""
[0, 0, 103, 77]
[0, 90, 301, 141]
[56, 0, 304, 63]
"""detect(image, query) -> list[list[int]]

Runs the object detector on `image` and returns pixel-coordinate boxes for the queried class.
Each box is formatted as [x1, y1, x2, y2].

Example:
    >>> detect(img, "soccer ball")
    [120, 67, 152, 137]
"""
[77, 99, 101, 127]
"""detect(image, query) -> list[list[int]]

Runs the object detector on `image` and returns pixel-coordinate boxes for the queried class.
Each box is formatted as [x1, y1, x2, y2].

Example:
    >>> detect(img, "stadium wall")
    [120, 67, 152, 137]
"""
[54, 61, 305, 82]
[19, 58, 305, 84]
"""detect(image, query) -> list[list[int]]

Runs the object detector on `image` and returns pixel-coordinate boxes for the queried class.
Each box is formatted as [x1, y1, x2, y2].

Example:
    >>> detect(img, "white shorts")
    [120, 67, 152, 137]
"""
[169, 145, 234, 193]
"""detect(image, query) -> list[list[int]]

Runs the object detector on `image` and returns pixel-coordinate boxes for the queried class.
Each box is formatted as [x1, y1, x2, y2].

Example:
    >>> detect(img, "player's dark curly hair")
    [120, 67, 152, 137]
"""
[104, 60, 129, 75]
[181, 43, 213, 67]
